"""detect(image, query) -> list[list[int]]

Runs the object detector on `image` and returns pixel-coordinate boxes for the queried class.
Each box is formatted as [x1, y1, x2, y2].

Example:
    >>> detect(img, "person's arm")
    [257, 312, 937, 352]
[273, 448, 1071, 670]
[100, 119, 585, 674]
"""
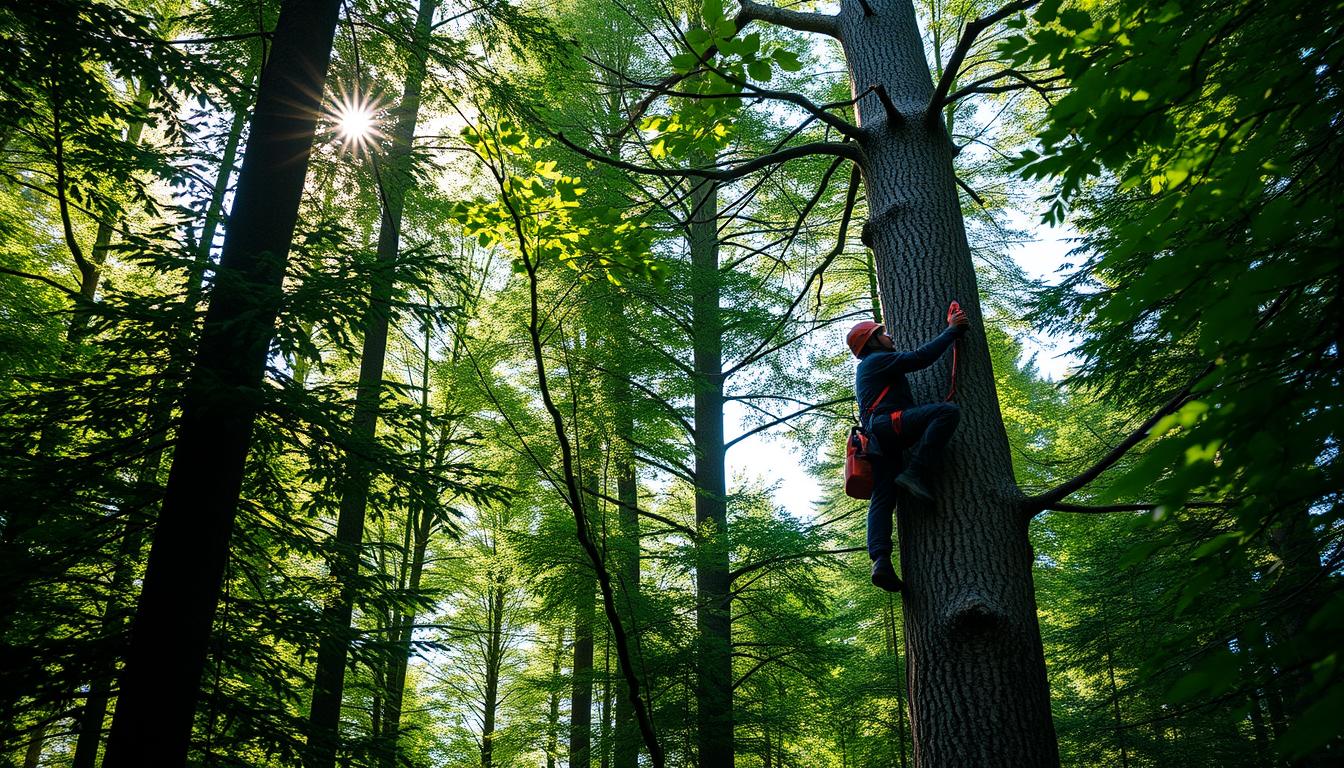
[892, 326, 960, 372]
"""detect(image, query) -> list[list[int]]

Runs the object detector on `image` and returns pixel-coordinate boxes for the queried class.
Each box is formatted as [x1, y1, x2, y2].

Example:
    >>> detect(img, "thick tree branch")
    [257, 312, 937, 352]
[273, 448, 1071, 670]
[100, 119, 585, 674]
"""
[1045, 501, 1232, 514]
[1022, 362, 1217, 514]
[735, 0, 840, 39]
[927, 0, 1041, 121]
[956, 176, 985, 206]
[555, 132, 859, 181]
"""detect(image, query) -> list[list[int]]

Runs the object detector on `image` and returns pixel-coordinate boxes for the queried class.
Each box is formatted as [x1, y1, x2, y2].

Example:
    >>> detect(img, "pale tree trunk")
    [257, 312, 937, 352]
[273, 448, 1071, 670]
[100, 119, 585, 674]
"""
[600, 628, 612, 768]
[833, 0, 1057, 764]
[102, 0, 343, 763]
[481, 581, 505, 768]
[379, 321, 438, 767]
[548, 627, 565, 768]
[305, 0, 440, 763]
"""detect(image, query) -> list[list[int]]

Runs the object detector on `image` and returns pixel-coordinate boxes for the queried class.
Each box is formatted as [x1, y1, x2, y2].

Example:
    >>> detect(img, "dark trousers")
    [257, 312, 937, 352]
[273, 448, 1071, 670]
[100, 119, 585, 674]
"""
[867, 402, 961, 560]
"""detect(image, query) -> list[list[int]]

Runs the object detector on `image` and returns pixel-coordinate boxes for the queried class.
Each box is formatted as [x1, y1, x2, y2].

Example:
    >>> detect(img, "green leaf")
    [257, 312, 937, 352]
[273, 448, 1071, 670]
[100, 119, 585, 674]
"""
[773, 48, 802, 72]
[670, 53, 699, 72]
[700, 0, 723, 26]
[747, 59, 773, 82]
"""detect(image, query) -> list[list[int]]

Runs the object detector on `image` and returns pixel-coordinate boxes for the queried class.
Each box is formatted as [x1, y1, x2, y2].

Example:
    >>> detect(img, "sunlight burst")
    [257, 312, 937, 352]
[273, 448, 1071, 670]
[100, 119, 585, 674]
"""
[326, 84, 385, 155]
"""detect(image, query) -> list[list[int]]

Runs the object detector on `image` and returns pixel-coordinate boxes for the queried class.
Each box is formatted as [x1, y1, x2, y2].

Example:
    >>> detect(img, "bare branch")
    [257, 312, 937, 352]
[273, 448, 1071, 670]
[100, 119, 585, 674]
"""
[0, 266, 80, 298]
[927, 0, 1042, 121]
[729, 547, 864, 582]
[873, 84, 901, 125]
[956, 176, 985, 207]
[726, 164, 861, 375]
[701, 61, 864, 140]
[554, 131, 859, 182]
[725, 397, 851, 449]
[943, 68, 1067, 105]
[736, 0, 840, 38]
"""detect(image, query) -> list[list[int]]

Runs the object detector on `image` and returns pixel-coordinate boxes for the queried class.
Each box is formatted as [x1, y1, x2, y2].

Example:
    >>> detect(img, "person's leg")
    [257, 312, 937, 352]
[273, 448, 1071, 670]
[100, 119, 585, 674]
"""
[893, 402, 960, 499]
[866, 417, 904, 591]
[866, 451, 899, 561]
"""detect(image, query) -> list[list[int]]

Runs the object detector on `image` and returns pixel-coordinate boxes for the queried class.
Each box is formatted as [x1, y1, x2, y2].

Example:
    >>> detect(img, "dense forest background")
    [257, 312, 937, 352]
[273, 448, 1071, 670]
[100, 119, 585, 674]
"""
[0, 0, 1339, 766]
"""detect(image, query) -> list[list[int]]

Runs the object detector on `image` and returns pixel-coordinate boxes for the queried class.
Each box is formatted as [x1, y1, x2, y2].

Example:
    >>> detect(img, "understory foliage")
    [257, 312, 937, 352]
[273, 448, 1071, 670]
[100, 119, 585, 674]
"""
[0, 0, 1338, 766]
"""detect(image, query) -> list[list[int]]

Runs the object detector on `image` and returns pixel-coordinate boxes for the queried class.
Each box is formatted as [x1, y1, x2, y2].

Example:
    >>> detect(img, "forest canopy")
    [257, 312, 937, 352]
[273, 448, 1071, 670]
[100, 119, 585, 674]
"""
[0, 0, 1339, 766]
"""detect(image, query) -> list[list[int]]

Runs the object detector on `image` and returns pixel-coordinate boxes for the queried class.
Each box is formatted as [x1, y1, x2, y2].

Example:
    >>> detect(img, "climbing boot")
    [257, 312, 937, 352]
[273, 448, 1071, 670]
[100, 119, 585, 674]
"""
[893, 469, 933, 501]
[871, 556, 903, 593]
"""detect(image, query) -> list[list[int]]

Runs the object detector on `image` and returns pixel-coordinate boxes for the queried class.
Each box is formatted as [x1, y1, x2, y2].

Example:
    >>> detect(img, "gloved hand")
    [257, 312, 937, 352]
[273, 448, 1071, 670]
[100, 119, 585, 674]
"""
[947, 301, 970, 335]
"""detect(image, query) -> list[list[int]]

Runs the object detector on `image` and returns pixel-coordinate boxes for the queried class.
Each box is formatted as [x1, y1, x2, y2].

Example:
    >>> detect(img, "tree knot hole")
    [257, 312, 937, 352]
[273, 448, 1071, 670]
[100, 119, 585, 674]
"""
[943, 595, 1008, 639]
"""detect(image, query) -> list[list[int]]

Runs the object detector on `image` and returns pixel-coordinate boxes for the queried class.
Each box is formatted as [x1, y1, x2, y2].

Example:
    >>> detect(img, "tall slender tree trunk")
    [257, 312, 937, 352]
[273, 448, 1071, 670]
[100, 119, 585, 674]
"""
[613, 449, 641, 768]
[195, 76, 254, 279]
[834, 0, 1058, 764]
[548, 627, 565, 768]
[306, 0, 439, 763]
[689, 173, 732, 768]
[482, 581, 505, 768]
[571, 577, 596, 768]
[101, 1, 343, 764]
[886, 598, 910, 768]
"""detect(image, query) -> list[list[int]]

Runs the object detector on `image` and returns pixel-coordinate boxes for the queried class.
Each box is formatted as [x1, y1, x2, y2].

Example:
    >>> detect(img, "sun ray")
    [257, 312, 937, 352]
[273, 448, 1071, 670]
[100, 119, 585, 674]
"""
[325, 81, 386, 155]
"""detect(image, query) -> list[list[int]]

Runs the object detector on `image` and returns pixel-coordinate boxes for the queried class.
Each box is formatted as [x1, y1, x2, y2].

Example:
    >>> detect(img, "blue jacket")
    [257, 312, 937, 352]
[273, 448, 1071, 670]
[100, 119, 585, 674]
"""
[855, 327, 960, 427]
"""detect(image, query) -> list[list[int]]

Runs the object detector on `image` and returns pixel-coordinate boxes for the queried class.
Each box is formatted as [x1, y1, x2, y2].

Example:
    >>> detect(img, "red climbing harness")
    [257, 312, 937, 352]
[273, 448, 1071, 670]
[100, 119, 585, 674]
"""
[843, 300, 963, 500]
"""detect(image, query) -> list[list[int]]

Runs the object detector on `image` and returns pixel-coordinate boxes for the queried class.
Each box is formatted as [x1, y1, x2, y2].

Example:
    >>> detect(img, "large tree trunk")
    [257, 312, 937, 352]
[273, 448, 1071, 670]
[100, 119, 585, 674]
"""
[68, 70, 256, 768]
[101, 1, 343, 764]
[835, 0, 1059, 764]
[305, 0, 439, 763]
[690, 175, 733, 768]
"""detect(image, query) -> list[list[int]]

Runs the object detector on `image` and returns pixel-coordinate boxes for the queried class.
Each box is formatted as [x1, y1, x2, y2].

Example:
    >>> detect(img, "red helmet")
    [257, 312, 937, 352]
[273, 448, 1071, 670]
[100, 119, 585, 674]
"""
[846, 321, 883, 358]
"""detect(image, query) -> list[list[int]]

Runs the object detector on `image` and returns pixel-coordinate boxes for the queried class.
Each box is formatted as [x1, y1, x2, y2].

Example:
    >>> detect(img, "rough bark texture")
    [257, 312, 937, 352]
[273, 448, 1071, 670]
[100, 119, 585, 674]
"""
[834, 0, 1059, 764]
[101, 1, 343, 764]
[305, 1, 438, 763]
[690, 176, 734, 768]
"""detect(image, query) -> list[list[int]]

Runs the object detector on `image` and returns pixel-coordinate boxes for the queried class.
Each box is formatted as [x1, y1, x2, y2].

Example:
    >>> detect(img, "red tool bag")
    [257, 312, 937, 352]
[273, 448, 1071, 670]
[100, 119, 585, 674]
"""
[844, 386, 890, 500]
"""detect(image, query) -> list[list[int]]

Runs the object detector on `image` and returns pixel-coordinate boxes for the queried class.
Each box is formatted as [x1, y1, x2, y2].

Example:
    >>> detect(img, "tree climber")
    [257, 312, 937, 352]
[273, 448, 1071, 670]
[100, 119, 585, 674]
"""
[848, 308, 970, 592]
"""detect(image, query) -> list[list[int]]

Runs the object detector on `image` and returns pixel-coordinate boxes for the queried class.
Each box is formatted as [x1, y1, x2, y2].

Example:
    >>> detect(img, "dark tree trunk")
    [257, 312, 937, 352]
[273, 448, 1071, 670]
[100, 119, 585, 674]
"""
[101, 1, 343, 764]
[834, 0, 1059, 764]
[305, 0, 438, 763]
[612, 453, 641, 768]
[571, 578, 596, 768]
[689, 174, 733, 768]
